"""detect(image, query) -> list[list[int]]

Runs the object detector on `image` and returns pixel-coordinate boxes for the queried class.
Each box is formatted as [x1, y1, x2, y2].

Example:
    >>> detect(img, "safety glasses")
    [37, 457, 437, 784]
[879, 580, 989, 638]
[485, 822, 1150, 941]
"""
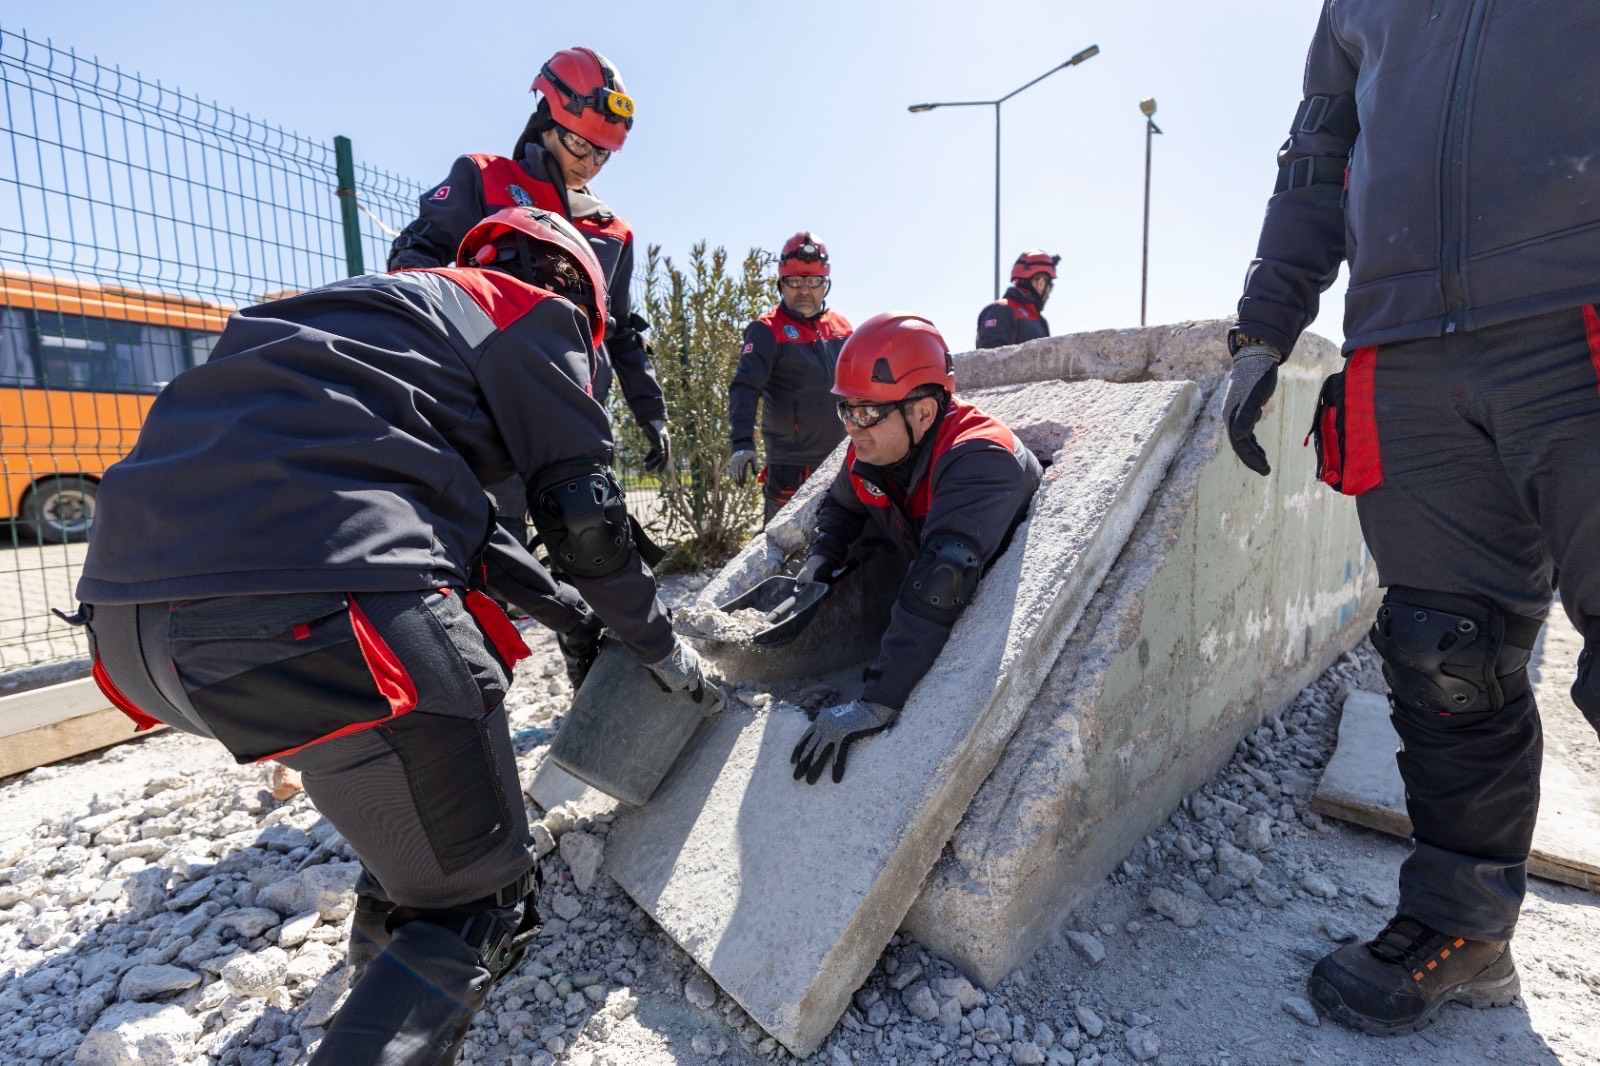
[780, 276, 826, 290]
[558, 130, 612, 165]
[836, 401, 900, 430]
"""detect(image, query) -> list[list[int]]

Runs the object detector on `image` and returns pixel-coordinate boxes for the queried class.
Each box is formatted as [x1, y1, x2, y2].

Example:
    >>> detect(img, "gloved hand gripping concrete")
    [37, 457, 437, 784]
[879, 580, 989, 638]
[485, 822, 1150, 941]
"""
[791, 699, 899, 785]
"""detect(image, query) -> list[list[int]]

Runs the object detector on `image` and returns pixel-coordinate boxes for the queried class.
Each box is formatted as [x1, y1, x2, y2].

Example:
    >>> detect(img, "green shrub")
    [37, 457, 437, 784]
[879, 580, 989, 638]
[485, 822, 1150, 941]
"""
[611, 241, 772, 570]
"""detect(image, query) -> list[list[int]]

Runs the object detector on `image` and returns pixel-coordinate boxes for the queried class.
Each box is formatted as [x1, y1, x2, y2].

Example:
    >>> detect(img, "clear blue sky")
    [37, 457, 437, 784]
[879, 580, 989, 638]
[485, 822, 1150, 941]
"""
[3, 0, 1348, 349]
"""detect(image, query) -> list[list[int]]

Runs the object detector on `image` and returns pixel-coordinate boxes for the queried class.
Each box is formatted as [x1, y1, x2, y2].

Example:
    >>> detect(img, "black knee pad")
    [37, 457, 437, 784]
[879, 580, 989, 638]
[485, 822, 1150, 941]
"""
[388, 864, 544, 980]
[1572, 621, 1600, 739]
[1370, 587, 1539, 719]
[899, 532, 982, 626]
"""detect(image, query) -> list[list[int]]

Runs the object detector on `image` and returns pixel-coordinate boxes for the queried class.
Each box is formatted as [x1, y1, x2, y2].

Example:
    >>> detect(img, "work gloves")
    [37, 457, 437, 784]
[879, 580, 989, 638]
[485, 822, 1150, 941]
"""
[642, 420, 672, 474]
[794, 554, 835, 588]
[1223, 338, 1286, 477]
[645, 638, 709, 704]
[729, 449, 759, 487]
[556, 612, 604, 691]
[791, 699, 899, 785]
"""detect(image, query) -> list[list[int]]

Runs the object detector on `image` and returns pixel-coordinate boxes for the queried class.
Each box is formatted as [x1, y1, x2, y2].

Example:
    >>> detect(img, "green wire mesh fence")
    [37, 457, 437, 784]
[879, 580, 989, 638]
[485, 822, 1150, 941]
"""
[0, 25, 658, 672]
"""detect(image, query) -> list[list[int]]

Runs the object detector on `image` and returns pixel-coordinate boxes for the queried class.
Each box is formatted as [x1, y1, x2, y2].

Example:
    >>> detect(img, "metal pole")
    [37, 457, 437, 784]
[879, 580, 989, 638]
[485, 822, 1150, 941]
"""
[994, 104, 1003, 299]
[334, 135, 365, 277]
[1141, 118, 1153, 326]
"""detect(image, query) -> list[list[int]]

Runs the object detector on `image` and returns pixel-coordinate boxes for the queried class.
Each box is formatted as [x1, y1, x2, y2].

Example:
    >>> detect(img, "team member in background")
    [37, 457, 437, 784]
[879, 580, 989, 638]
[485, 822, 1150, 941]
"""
[789, 313, 1041, 784]
[1222, 0, 1600, 1036]
[975, 250, 1059, 349]
[75, 208, 706, 1065]
[728, 232, 854, 522]
[389, 46, 670, 474]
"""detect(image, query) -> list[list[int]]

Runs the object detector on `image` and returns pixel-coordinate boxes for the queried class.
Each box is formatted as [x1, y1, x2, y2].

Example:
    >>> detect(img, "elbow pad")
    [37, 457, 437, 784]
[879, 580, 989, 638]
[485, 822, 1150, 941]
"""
[899, 532, 983, 626]
[530, 463, 635, 579]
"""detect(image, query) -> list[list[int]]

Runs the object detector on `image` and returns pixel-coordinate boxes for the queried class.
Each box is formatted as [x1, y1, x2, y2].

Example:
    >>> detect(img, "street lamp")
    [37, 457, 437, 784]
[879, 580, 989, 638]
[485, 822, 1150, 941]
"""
[1140, 97, 1162, 327]
[909, 45, 1101, 298]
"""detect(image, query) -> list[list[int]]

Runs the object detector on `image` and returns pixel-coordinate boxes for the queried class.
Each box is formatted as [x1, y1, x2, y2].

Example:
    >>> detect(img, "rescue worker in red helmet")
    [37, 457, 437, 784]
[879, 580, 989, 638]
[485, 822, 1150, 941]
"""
[73, 207, 707, 1065]
[388, 47, 670, 474]
[975, 250, 1060, 349]
[788, 313, 1041, 784]
[728, 232, 854, 522]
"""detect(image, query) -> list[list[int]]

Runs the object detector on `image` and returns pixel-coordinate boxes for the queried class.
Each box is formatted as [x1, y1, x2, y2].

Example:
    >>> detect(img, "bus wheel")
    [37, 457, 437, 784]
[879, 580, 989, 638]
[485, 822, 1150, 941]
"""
[21, 476, 98, 544]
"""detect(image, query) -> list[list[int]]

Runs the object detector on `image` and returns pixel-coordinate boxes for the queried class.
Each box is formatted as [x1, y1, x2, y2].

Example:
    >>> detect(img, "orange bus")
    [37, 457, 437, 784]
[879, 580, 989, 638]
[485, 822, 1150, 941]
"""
[0, 271, 234, 543]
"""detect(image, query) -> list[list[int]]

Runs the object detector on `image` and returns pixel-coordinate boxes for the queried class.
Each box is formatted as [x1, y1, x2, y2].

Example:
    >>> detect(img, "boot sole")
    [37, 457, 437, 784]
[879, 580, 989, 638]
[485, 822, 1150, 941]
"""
[1308, 964, 1522, 1037]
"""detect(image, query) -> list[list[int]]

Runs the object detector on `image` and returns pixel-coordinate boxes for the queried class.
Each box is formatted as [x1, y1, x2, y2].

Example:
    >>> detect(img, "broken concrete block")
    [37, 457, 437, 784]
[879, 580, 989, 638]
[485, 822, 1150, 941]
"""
[903, 322, 1377, 986]
[607, 379, 1200, 1054]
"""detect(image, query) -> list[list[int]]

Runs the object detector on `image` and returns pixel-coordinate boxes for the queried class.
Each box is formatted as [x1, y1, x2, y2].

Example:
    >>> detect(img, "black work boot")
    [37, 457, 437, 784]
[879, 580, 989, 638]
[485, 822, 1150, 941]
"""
[1308, 915, 1520, 1035]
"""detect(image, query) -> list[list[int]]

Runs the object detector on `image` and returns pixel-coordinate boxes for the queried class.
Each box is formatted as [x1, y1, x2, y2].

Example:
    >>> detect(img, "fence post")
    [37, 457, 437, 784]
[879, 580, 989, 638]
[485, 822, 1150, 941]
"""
[333, 135, 365, 276]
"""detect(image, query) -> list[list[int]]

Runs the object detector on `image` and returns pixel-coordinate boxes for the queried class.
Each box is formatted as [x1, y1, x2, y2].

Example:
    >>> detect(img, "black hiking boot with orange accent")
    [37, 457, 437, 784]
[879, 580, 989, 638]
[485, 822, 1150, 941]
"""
[1308, 915, 1520, 1035]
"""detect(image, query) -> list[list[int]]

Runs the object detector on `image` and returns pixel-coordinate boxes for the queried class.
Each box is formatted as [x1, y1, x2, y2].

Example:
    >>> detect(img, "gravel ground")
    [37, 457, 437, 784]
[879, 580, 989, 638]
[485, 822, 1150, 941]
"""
[0, 573, 1595, 1064]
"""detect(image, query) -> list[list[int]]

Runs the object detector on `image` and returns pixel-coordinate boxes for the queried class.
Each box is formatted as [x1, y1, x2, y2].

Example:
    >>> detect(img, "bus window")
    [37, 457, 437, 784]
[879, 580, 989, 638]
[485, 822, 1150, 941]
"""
[190, 330, 222, 366]
[0, 307, 36, 386]
[33, 312, 189, 393]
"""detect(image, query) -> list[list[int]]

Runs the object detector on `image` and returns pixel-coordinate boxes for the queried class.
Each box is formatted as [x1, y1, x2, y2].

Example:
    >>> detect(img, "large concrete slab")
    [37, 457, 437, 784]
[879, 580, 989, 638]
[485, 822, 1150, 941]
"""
[1315, 611, 1600, 893]
[902, 320, 1379, 986]
[606, 378, 1201, 1054]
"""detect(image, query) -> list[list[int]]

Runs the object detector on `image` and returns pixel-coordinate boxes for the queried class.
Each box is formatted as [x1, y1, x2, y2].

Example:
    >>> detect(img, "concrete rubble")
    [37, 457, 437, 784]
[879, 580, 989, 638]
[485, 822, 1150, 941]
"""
[611, 376, 1203, 1053]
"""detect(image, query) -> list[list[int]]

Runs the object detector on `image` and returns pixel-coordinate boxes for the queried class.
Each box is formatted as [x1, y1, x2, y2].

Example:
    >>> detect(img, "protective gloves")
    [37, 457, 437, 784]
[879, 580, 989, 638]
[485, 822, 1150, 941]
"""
[729, 449, 759, 487]
[644, 638, 708, 704]
[1222, 339, 1285, 476]
[794, 554, 835, 588]
[790, 699, 899, 785]
[555, 612, 604, 691]
[642, 420, 672, 473]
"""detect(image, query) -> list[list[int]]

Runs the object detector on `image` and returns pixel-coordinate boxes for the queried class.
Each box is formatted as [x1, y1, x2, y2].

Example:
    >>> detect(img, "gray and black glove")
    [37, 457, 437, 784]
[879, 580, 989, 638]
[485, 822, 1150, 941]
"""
[790, 699, 899, 785]
[729, 448, 759, 487]
[642, 420, 672, 474]
[556, 612, 604, 691]
[794, 554, 834, 588]
[644, 638, 709, 704]
[1222, 335, 1285, 476]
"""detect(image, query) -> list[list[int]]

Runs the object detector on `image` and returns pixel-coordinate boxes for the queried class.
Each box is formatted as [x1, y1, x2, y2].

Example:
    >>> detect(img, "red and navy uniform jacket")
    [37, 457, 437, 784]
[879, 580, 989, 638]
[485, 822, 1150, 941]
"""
[729, 304, 853, 466]
[975, 285, 1051, 349]
[76, 268, 675, 664]
[388, 144, 666, 425]
[810, 398, 1042, 709]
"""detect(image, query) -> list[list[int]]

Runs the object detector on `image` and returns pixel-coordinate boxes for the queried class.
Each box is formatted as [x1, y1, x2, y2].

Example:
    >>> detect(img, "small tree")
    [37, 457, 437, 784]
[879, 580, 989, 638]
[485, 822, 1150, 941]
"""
[623, 241, 771, 568]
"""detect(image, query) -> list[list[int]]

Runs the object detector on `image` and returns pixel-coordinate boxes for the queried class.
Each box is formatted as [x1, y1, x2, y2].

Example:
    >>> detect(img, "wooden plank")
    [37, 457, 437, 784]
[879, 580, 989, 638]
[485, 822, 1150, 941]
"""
[0, 705, 164, 779]
[0, 677, 111, 738]
[1314, 689, 1600, 894]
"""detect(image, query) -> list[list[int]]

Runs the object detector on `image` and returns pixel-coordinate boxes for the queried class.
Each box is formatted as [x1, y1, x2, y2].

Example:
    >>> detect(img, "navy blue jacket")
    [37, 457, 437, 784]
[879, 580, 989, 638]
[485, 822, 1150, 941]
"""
[728, 304, 853, 466]
[1237, 0, 1600, 353]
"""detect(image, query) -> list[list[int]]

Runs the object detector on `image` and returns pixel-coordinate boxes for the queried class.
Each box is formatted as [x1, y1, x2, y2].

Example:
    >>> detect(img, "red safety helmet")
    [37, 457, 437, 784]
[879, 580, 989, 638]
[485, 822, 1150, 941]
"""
[460, 207, 609, 344]
[1010, 249, 1061, 283]
[778, 231, 830, 278]
[532, 47, 634, 153]
[832, 313, 955, 402]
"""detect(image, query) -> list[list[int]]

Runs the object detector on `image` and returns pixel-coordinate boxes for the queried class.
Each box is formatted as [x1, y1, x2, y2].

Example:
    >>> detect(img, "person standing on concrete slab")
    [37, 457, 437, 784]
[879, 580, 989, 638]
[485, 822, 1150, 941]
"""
[790, 313, 1042, 784]
[389, 45, 671, 554]
[974, 250, 1058, 349]
[72, 208, 706, 1066]
[1223, 0, 1600, 1038]
[728, 232, 854, 523]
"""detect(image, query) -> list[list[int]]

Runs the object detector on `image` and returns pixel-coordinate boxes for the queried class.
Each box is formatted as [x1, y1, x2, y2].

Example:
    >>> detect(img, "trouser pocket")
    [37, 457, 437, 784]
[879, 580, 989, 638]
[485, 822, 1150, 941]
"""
[1305, 345, 1383, 495]
[167, 591, 413, 763]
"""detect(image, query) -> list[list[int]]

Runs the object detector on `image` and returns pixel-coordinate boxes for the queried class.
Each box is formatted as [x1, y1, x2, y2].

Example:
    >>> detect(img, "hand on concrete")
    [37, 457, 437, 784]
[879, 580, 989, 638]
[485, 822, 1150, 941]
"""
[556, 611, 604, 691]
[729, 449, 759, 487]
[790, 699, 899, 785]
[642, 420, 672, 473]
[1223, 345, 1283, 476]
[794, 555, 835, 588]
[645, 638, 709, 704]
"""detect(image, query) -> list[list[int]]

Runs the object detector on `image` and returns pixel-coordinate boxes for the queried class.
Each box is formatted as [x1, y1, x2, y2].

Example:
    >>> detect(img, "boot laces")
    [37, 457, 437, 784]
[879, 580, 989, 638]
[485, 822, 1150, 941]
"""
[1366, 915, 1449, 966]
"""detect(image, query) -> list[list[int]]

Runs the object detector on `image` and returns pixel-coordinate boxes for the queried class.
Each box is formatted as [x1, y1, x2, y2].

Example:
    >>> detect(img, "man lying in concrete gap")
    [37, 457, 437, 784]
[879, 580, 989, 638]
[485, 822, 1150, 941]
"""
[790, 313, 1042, 784]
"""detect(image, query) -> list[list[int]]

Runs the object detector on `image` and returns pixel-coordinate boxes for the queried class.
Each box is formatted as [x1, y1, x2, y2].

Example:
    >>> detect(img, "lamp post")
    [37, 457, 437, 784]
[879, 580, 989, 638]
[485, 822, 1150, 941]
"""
[1140, 97, 1162, 327]
[909, 45, 1100, 298]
